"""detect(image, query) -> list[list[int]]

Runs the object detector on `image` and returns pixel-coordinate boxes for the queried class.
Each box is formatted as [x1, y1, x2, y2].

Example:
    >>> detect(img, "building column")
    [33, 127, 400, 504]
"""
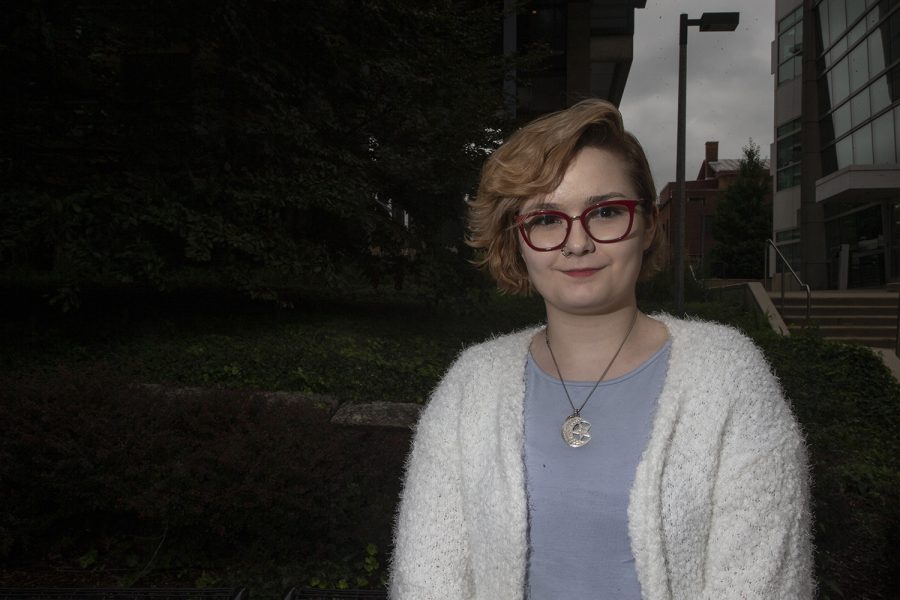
[883, 200, 894, 283]
[800, 0, 828, 288]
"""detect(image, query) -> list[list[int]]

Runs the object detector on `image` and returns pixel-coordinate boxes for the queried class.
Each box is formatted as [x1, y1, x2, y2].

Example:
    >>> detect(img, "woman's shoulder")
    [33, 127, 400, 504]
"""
[417, 325, 539, 427]
[452, 325, 542, 369]
[652, 313, 772, 373]
[654, 313, 760, 349]
[425, 325, 540, 400]
[653, 315, 792, 421]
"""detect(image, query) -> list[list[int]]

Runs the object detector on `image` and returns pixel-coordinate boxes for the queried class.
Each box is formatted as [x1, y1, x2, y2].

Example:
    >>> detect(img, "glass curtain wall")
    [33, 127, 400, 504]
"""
[774, 9, 804, 278]
[819, 0, 900, 172]
[816, 0, 900, 285]
[824, 202, 885, 285]
[776, 118, 802, 189]
[779, 6, 804, 84]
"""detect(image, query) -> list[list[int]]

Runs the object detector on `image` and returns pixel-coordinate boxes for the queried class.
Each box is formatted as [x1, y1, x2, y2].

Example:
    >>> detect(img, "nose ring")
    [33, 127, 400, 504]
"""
[561, 248, 573, 257]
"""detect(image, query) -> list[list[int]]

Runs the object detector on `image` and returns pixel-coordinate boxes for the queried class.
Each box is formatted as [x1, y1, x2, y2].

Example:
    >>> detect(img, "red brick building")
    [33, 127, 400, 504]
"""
[657, 141, 771, 276]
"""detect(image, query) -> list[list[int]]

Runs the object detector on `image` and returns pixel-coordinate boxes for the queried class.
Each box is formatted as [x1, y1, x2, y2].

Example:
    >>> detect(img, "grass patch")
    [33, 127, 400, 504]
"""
[2, 277, 759, 405]
[2, 284, 545, 404]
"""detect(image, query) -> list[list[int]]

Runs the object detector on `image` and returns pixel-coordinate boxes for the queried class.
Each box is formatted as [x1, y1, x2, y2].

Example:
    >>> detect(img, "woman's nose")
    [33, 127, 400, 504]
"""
[563, 216, 595, 255]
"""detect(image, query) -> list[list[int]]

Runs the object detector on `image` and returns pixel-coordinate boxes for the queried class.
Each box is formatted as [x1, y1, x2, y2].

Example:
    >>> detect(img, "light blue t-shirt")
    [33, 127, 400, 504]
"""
[523, 340, 671, 600]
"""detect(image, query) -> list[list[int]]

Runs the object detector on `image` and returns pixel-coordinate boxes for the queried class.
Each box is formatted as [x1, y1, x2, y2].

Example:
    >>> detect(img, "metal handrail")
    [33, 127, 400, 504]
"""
[895, 289, 900, 358]
[688, 262, 699, 284]
[686, 262, 710, 301]
[764, 239, 811, 321]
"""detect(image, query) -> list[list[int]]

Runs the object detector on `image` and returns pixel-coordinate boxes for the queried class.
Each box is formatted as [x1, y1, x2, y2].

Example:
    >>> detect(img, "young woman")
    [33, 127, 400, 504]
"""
[389, 99, 813, 600]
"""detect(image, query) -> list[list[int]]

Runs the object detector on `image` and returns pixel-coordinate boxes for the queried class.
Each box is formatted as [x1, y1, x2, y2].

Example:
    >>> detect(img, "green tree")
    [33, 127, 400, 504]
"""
[1, 0, 529, 304]
[710, 140, 772, 278]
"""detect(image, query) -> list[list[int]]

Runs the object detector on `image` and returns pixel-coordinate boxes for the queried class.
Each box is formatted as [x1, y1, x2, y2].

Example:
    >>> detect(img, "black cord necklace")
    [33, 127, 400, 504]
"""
[545, 309, 639, 448]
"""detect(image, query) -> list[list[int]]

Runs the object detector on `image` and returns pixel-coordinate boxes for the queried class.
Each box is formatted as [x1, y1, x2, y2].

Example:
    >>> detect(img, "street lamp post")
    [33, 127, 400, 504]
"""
[675, 11, 739, 313]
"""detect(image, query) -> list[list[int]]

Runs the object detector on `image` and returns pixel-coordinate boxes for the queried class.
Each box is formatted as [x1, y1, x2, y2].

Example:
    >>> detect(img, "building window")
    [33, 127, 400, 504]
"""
[776, 228, 801, 243]
[774, 228, 801, 273]
[776, 118, 802, 190]
[778, 7, 803, 84]
[822, 101, 900, 175]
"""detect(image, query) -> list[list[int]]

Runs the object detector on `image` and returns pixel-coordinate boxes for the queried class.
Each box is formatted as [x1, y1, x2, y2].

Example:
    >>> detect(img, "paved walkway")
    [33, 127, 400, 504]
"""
[872, 348, 900, 384]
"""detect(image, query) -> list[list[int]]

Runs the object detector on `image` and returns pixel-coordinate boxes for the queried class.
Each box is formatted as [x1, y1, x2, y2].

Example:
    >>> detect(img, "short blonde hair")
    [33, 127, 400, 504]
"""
[467, 99, 666, 294]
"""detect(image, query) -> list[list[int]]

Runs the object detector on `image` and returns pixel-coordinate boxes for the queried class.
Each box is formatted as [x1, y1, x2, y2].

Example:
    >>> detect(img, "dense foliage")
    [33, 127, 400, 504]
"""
[0, 285, 545, 402]
[710, 140, 772, 278]
[1, 291, 897, 598]
[0, 369, 409, 594]
[756, 334, 900, 599]
[1, 0, 521, 303]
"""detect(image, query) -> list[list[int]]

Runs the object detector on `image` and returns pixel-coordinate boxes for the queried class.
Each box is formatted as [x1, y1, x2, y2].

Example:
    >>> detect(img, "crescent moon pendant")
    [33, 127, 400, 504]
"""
[561, 414, 592, 448]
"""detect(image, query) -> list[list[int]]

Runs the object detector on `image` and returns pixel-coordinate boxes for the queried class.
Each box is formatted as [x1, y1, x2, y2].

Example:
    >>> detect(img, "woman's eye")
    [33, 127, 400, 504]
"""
[590, 205, 624, 219]
[529, 214, 563, 227]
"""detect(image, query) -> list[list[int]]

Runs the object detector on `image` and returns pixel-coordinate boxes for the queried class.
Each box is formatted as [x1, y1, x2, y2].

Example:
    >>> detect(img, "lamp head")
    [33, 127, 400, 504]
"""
[699, 12, 740, 32]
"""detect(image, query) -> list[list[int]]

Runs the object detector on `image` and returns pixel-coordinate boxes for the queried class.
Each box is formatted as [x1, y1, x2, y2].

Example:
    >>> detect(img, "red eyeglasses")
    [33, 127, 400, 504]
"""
[515, 199, 641, 251]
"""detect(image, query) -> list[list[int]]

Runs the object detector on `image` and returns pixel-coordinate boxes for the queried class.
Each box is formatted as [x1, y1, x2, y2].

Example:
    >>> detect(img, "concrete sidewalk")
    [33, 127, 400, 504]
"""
[872, 347, 900, 384]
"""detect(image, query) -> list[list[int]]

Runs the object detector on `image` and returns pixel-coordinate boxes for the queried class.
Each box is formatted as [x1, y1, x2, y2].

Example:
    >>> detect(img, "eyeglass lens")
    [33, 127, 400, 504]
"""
[521, 203, 632, 249]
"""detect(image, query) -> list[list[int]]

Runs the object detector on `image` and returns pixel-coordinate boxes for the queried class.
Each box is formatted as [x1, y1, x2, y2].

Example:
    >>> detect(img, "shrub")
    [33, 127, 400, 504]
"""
[2, 295, 898, 599]
[0, 366, 409, 588]
[756, 334, 900, 599]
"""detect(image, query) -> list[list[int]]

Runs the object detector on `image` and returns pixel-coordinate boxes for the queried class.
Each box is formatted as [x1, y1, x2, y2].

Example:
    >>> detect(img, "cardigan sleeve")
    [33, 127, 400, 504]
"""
[700, 338, 815, 600]
[389, 356, 472, 600]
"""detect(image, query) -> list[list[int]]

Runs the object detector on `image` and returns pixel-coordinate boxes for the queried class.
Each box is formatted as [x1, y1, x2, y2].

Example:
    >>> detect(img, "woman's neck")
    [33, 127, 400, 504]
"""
[534, 302, 666, 381]
[544, 303, 638, 352]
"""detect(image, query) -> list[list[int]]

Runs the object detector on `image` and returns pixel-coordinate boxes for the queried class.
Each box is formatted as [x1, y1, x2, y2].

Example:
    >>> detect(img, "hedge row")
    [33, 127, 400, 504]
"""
[0, 368, 410, 591]
[2, 330, 898, 598]
[755, 334, 900, 599]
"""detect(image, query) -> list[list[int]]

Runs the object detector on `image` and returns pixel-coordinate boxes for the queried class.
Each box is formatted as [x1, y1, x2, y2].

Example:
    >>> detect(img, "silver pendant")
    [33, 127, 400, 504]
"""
[561, 414, 592, 448]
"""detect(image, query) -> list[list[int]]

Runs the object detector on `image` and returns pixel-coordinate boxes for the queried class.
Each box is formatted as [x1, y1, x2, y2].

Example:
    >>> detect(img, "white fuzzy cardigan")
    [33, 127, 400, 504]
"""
[389, 315, 814, 600]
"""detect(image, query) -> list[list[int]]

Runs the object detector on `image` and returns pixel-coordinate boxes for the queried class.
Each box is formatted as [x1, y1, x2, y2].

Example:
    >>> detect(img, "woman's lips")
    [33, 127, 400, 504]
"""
[562, 268, 600, 278]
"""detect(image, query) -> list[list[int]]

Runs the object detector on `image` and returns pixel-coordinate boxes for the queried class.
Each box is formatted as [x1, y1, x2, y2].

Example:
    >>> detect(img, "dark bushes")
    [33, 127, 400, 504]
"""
[2, 317, 899, 598]
[0, 367, 410, 586]
[757, 335, 900, 599]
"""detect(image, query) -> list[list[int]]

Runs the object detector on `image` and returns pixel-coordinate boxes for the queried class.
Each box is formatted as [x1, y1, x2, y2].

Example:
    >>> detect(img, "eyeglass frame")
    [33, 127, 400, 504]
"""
[514, 198, 642, 252]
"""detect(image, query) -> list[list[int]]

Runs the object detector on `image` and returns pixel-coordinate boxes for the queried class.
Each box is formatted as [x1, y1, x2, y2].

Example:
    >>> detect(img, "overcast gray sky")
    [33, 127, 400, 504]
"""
[619, 1, 775, 194]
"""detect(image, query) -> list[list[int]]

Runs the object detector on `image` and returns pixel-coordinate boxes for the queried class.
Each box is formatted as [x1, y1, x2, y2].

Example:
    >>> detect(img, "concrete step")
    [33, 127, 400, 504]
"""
[789, 324, 896, 337]
[787, 327, 897, 348]
[768, 290, 899, 348]
[839, 337, 895, 348]
[816, 336, 895, 348]
[770, 295, 898, 307]
[781, 307, 897, 320]
[782, 314, 897, 326]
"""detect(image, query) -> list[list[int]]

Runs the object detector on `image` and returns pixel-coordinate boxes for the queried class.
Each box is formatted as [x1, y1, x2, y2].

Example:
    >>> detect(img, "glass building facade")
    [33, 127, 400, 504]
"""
[818, 0, 900, 174]
[774, 0, 900, 286]
[773, 7, 804, 273]
[779, 6, 804, 84]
